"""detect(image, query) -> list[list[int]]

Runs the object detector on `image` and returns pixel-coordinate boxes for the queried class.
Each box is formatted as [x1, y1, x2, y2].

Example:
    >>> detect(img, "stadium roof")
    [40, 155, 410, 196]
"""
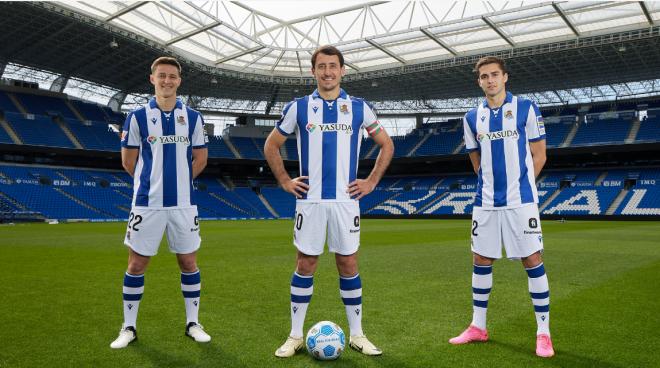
[1, 1, 660, 108]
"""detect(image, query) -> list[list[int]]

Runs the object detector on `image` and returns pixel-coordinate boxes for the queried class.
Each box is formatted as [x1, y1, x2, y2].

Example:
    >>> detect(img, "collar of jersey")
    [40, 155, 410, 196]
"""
[311, 88, 348, 101]
[149, 97, 183, 112]
[482, 91, 513, 110]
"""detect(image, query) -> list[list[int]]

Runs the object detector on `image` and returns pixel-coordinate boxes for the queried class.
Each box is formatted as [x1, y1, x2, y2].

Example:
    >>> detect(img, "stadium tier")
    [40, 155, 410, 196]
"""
[2, 163, 659, 221]
[1, 90, 659, 156]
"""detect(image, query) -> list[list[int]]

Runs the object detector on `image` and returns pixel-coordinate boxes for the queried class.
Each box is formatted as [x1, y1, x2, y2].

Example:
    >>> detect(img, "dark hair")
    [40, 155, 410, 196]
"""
[151, 56, 182, 75]
[311, 45, 344, 68]
[473, 56, 507, 76]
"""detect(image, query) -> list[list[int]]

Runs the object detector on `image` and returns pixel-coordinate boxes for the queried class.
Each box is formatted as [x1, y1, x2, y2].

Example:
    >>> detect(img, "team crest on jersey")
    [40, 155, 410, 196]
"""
[340, 104, 349, 114]
[177, 116, 186, 125]
[306, 123, 317, 133]
[505, 110, 513, 119]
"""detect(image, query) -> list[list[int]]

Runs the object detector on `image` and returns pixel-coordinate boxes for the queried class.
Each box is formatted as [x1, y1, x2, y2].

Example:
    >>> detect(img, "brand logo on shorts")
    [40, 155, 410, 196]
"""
[529, 218, 538, 228]
[350, 216, 360, 233]
[126, 230, 131, 240]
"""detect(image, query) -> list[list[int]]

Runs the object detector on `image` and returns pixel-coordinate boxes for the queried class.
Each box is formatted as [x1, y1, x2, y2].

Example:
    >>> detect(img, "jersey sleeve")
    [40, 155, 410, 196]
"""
[276, 101, 297, 136]
[526, 101, 546, 142]
[121, 112, 140, 149]
[463, 113, 479, 152]
[362, 101, 384, 137]
[192, 114, 208, 148]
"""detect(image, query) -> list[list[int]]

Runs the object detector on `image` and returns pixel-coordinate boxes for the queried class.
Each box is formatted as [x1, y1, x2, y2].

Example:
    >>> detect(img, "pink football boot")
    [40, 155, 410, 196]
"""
[536, 334, 555, 357]
[449, 325, 489, 345]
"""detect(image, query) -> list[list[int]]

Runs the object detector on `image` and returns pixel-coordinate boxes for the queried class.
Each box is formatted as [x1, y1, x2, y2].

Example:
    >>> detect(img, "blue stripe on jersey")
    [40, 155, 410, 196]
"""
[321, 101, 338, 199]
[297, 97, 309, 200]
[517, 101, 534, 204]
[349, 99, 363, 184]
[490, 109, 507, 207]
[135, 108, 151, 206]
[187, 109, 197, 205]
[162, 111, 177, 207]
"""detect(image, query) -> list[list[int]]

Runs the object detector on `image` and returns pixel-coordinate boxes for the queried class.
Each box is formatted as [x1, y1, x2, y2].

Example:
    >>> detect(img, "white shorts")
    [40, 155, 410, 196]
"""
[471, 203, 543, 259]
[293, 201, 360, 256]
[123, 207, 201, 257]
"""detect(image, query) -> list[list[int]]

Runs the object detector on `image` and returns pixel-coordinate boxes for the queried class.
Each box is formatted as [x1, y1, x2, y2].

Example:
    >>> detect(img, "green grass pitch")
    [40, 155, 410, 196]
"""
[1, 219, 658, 367]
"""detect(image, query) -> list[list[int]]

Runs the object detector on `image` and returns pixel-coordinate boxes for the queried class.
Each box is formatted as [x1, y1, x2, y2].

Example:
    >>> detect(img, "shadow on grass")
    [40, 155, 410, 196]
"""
[490, 339, 624, 368]
[133, 338, 245, 368]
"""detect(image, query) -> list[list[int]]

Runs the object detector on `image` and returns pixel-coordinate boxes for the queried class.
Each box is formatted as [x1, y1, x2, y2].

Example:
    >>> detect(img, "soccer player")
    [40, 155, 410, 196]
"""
[264, 45, 394, 358]
[449, 56, 554, 358]
[110, 57, 211, 349]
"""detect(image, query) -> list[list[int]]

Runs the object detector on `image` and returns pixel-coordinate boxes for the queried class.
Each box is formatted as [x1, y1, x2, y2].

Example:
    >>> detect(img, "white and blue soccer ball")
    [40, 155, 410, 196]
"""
[305, 321, 345, 360]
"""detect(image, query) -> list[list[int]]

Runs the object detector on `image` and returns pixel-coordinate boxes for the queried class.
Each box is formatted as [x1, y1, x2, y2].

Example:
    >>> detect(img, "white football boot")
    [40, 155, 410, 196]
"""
[275, 336, 304, 358]
[110, 326, 137, 349]
[185, 322, 211, 343]
[349, 335, 382, 356]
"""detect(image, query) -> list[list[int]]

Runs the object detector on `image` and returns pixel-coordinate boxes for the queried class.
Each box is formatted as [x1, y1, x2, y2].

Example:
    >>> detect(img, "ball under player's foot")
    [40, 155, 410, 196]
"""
[536, 333, 555, 358]
[275, 336, 303, 358]
[110, 326, 137, 349]
[349, 335, 382, 356]
[185, 322, 211, 343]
[448, 325, 488, 345]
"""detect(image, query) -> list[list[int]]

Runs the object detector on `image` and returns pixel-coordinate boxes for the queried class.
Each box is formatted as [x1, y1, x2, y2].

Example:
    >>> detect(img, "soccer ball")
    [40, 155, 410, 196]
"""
[305, 321, 345, 360]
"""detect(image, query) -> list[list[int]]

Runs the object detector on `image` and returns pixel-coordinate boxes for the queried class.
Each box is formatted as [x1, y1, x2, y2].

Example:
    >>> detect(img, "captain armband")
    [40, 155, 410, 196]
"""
[365, 120, 384, 137]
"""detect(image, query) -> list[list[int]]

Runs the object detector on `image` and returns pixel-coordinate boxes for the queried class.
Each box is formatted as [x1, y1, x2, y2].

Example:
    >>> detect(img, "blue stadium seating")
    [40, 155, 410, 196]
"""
[206, 136, 236, 158]
[571, 114, 633, 146]
[231, 137, 265, 159]
[2, 164, 660, 220]
[15, 92, 77, 119]
[4, 112, 75, 148]
[544, 119, 573, 147]
[542, 186, 620, 215]
[284, 138, 298, 160]
[261, 187, 295, 217]
[0, 124, 13, 144]
[415, 131, 462, 156]
[64, 118, 120, 151]
[359, 137, 375, 159]
[0, 91, 19, 113]
[70, 100, 110, 122]
[636, 117, 660, 143]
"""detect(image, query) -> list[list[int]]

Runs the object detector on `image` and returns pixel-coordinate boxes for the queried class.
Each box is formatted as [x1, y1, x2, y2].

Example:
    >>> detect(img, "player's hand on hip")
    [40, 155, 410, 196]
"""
[347, 179, 375, 200]
[283, 176, 309, 199]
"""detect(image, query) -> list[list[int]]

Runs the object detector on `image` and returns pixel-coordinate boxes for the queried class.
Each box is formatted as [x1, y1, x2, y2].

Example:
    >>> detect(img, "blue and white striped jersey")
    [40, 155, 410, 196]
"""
[121, 98, 207, 208]
[463, 92, 546, 209]
[277, 89, 378, 202]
